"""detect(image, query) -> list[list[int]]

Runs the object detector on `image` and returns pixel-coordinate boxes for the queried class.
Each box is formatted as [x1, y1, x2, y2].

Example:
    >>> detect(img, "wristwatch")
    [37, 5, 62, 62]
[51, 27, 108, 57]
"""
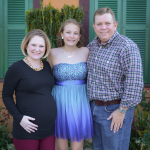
[118, 107, 126, 114]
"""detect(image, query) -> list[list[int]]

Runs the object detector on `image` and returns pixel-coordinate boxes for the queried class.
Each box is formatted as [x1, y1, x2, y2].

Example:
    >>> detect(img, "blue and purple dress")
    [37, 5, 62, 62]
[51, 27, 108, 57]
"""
[52, 62, 94, 142]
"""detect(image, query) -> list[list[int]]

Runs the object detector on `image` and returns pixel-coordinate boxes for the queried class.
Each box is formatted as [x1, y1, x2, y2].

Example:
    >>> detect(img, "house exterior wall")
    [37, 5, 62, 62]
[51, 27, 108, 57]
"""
[43, 0, 79, 9]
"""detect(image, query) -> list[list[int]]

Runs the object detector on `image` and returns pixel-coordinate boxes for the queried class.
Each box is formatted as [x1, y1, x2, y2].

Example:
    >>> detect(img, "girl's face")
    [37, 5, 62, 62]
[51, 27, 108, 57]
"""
[61, 23, 81, 47]
[26, 35, 46, 61]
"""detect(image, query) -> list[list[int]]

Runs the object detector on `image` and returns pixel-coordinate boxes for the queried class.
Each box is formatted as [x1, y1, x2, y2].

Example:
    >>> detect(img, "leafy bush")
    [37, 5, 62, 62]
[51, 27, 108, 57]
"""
[130, 90, 150, 150]
[0, 106, 14, 150]
[25, 1, 84, 48]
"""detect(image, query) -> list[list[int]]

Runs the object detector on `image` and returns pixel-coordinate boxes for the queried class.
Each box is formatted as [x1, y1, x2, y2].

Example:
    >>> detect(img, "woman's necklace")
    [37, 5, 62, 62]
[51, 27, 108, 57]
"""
[24, 57, 43, 71]
[62, 48, 77, 59]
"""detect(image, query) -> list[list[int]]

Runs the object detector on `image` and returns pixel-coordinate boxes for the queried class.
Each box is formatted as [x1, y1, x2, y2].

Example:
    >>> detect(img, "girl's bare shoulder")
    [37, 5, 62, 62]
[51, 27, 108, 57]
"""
[50, 48, 62, 56]
[79, 47, 89, 55]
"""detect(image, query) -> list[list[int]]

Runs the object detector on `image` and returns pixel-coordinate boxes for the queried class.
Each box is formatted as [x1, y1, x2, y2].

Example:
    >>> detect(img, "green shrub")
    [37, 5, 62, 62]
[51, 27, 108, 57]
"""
[25, 1, 84, 48]
[130, 90, 150, 150]
[0, 106, 14, 150]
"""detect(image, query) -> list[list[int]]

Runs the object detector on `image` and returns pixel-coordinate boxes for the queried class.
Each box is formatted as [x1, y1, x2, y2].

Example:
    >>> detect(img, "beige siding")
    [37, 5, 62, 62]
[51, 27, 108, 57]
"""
[43, 0, 79, 9]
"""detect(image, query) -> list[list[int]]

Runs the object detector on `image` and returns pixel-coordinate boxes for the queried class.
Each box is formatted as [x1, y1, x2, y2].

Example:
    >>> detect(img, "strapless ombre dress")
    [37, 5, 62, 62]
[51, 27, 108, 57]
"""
[52, 62, 94, 142]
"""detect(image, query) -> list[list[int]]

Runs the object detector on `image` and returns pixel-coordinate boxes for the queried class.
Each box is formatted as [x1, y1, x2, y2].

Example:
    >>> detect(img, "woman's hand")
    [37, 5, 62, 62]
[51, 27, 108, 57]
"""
[20, 116, 38, 133]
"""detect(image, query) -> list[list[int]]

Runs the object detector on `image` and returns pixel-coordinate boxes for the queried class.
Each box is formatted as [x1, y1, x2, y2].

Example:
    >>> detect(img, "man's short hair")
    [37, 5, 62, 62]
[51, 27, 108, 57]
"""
[94, 7, 116, 23]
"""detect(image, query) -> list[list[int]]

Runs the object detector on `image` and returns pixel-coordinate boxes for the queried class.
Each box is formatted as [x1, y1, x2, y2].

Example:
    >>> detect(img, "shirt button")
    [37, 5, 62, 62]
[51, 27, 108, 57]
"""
[93, 94, 95, 97]
[93, 69, 95, 72]
[95, 57, 97, 60]
[93, 82, 95, 84]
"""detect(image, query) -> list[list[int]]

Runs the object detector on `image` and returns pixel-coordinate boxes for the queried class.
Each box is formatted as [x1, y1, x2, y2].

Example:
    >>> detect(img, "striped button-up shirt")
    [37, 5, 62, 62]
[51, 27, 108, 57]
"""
[87, 31, 143, 107]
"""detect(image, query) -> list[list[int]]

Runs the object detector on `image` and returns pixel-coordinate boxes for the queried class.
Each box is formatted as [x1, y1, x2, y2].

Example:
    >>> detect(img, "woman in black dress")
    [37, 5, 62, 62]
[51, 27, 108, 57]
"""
[2, 29, 57, 150]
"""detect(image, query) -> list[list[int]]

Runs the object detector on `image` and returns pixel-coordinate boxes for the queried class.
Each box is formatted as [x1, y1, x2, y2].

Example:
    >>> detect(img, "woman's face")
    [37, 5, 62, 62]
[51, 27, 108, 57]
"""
[61, 23, 81, 47]
[26, 35, 46, 61]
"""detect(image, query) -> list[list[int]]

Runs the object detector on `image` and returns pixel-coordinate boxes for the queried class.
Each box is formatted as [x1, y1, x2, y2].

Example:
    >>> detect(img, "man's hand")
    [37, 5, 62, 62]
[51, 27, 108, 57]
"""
[20, 115, 38, 133]
[107, 109, 125, 133]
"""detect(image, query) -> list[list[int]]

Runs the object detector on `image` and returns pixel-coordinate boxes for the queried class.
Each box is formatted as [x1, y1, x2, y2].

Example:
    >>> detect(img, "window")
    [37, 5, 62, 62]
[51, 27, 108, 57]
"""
[89, 0, 150, 84]
[0, 0, 33, 79]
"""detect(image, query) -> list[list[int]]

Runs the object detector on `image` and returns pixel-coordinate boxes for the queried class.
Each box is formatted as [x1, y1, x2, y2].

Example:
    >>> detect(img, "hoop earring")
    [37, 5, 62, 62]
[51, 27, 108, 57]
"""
[78, 39, 80, 41]
[62, 37, 64, 39]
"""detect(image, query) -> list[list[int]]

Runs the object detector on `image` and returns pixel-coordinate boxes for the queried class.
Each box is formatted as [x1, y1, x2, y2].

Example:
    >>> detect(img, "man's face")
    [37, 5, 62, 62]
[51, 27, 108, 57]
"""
[93, 13, 118, 45]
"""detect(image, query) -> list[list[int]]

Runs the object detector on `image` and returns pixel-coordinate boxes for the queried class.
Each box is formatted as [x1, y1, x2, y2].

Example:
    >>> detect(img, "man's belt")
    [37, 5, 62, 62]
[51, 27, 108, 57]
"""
[93, 99, 121, 106]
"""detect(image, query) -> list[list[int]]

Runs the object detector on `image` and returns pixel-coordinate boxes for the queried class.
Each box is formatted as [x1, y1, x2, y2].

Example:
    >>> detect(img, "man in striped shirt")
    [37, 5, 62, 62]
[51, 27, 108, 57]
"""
[87, 7, 143, 150]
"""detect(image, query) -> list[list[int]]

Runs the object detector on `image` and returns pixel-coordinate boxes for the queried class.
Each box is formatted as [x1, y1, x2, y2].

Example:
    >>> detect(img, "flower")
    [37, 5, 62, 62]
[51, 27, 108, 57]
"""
[135, 140, 140, 144]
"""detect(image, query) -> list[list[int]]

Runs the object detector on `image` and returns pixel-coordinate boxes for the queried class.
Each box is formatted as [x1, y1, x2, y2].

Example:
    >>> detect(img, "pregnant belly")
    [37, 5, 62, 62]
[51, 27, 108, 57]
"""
[18, 96, 57, 128]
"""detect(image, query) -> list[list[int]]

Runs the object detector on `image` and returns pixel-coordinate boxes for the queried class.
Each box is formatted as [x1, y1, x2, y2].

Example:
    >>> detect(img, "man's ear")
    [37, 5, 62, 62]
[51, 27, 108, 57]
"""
[114, 22, 118, 31]
[93, 23, 97, 33]
[93, 23, 95, 30]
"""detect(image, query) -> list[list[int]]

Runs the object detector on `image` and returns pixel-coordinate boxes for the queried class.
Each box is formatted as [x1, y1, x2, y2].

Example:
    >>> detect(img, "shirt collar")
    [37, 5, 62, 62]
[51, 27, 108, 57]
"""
[96, 30, 119, 46]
